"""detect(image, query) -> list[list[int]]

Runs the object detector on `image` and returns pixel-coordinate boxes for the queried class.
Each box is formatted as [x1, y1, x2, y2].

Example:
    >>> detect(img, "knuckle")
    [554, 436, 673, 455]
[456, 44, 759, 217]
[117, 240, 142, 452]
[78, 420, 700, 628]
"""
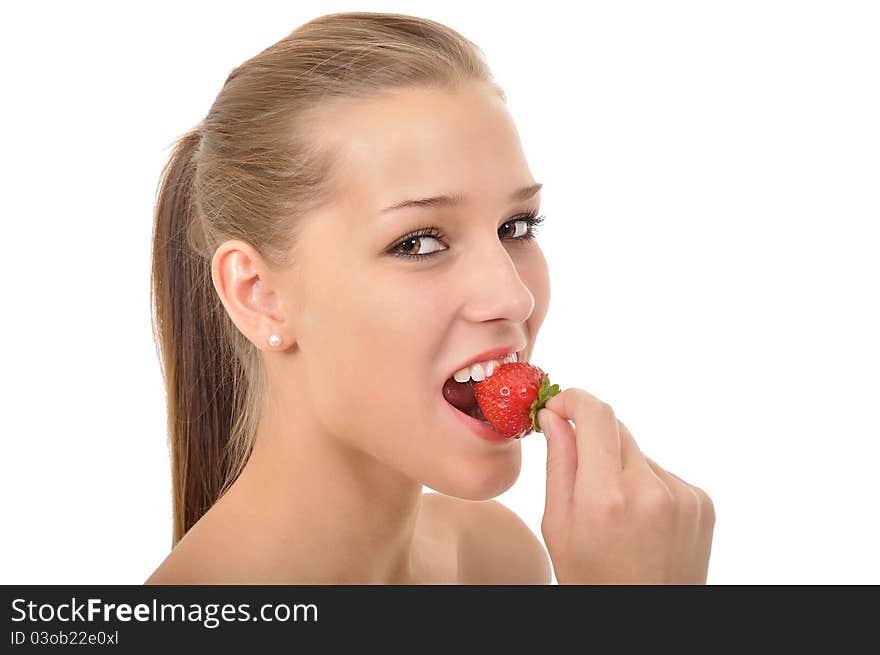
[592, 487, 628, 519]
[690, 483, 715, 514]
[699, 488, 717, 526]
[682, 485, 701, 514]
[594, 399, 617, 421]
[639, 485, 677, 521]
[573, 388, 614, 414]
[571, 387, 596, 402]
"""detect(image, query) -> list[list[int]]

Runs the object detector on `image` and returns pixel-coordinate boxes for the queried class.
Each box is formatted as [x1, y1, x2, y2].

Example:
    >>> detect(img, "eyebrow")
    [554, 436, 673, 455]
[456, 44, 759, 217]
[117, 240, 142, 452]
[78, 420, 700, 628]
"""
[380, 182, 542, 213]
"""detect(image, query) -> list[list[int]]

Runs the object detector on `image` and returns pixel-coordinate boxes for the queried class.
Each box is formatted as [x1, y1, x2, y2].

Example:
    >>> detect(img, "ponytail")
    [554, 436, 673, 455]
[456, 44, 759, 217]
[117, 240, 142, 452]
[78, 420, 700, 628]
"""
[150, 127, 250, 546]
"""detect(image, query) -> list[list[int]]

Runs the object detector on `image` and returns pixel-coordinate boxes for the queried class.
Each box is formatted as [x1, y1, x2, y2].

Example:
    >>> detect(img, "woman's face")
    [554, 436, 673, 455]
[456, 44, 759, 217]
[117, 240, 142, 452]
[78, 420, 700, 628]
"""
[283, 81, 550, 500]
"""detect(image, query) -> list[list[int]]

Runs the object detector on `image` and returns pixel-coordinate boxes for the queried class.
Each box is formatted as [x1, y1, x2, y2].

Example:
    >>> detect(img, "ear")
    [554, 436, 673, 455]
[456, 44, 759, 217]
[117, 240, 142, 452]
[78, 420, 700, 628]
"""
[211, 240, 291, 352]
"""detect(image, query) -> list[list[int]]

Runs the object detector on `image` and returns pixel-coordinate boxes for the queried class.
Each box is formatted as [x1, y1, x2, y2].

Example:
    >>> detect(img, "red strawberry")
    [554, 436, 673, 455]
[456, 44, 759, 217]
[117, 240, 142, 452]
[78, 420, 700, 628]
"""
[473, 362, 561, 439]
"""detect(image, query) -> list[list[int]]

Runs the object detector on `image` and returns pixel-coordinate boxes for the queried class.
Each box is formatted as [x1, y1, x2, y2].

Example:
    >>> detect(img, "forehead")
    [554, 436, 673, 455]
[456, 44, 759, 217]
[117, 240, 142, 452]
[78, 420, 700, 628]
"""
[317, 84, 531, 213]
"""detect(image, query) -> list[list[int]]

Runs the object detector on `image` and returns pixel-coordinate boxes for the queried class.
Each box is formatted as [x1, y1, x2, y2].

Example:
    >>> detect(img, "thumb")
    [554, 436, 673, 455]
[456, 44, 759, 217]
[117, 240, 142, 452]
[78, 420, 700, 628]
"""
[538, 407, 577, 514]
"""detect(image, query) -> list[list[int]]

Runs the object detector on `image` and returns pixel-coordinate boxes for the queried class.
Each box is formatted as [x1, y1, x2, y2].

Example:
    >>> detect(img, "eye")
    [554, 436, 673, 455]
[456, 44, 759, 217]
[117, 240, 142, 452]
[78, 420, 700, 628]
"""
[499, 213, 545, 241]
[387, 211, 546, 261]
[390, 229, 446, 259]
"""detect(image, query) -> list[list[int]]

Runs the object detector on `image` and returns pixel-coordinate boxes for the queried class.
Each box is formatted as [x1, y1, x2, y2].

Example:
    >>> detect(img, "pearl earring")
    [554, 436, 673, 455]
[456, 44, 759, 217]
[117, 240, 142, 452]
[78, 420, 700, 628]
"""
[268, 334, 282, 348]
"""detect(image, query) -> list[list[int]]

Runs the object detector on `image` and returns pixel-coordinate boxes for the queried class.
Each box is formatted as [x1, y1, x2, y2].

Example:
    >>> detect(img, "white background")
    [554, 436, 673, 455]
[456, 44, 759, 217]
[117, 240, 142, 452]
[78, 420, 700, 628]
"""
[1, 1, 877, 584]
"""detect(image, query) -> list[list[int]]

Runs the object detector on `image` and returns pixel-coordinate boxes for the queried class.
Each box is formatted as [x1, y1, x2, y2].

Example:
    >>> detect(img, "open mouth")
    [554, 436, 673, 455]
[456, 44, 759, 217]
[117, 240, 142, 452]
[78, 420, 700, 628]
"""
[442, 377, 491, 425]
[441, 347, 525, 427]
[464, 401, 490, 424]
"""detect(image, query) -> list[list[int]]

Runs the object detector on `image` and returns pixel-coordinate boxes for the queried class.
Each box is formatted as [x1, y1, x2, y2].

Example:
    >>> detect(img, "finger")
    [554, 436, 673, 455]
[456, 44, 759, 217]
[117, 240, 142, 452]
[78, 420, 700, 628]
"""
[615, 418, 650, 474]
[651, 462, 716, 526]
[543, 388, 623, 479]
[645, 457, 700, 514]
[537, 408, 578, 514]
[646, 458, 697, 495]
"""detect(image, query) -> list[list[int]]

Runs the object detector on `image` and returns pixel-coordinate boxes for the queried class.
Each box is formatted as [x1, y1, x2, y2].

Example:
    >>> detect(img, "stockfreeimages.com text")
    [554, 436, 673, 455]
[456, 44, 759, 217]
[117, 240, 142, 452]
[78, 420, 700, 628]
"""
[11, 597, 318, 629]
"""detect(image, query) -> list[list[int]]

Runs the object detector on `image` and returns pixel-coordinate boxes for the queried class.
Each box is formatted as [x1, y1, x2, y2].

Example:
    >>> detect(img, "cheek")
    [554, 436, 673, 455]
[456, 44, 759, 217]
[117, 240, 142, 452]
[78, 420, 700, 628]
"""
[306, 273, 448, 431]
[353, 272, 449, 351]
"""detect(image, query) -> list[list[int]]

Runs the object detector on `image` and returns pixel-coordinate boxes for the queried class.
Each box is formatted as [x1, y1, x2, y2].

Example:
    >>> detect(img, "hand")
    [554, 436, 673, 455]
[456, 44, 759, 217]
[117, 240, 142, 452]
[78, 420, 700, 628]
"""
[537, 388, 715, 584]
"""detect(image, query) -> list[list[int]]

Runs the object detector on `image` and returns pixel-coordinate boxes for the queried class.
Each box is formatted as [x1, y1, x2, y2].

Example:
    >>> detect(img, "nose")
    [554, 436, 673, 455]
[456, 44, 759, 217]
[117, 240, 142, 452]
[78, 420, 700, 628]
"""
[459, 235, 535, 325]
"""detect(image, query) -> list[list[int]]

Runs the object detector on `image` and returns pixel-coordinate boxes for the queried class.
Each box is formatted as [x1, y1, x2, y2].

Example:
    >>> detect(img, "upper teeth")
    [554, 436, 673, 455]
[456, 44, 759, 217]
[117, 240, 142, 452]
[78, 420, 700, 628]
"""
[453, 352, 519, 383]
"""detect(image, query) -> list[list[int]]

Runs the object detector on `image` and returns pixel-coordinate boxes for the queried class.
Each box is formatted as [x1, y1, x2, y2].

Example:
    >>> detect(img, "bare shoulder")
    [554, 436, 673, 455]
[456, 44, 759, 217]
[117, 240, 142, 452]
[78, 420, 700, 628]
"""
[144, 544, 195, 585]
[143, 530, 218, 585]
[423, 493, 552, 585]
[144, 502, 252, 584]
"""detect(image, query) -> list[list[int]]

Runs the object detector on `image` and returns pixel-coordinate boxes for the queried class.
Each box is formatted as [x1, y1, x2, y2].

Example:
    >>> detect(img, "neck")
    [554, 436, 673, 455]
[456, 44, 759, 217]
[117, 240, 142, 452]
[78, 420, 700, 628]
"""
[219, 386, 426, 584]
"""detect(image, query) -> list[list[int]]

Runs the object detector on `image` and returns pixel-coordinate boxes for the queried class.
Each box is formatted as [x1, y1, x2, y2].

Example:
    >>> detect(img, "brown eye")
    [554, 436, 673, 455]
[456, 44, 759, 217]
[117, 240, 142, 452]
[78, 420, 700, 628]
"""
[389, 230, 447, 260]
[397, 235, 443, 256]
[499, 219, 530, 239]
[499, 212, 545, 244]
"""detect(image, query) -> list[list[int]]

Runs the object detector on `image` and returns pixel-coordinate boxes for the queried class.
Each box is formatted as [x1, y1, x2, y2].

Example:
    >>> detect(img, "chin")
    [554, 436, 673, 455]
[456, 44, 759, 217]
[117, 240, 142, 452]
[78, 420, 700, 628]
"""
[424, 448, 522, 501]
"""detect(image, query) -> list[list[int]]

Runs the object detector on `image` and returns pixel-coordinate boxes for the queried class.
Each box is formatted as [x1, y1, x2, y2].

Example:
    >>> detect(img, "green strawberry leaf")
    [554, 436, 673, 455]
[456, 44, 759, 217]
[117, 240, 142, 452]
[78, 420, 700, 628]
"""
[529, 374, 562, 433]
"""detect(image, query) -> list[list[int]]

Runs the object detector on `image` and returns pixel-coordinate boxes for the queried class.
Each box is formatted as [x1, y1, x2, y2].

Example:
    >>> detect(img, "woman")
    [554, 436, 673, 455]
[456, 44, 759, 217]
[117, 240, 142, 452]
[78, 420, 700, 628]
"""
[146, 11, 715, 584]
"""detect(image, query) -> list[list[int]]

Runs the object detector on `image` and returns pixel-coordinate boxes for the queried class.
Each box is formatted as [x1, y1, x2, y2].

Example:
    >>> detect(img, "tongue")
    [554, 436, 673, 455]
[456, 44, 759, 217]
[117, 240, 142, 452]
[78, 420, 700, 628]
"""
[442, 377, 477, 413]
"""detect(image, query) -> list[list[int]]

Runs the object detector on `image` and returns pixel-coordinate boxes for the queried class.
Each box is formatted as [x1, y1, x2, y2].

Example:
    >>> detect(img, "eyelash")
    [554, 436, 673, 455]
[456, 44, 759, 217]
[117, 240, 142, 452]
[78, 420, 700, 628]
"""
[388, 210, 546, 261]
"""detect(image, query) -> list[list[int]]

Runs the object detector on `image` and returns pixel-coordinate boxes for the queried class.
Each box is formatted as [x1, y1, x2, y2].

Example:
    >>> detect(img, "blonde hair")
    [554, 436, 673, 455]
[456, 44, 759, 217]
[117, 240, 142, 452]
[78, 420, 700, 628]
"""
[150, 12, 504, 546]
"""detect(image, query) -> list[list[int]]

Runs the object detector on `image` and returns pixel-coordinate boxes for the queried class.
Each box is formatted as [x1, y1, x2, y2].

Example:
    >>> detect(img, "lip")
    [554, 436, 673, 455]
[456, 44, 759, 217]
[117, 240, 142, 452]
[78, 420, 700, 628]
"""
[443, 395, 515, 444]
[444, 343, 527, 383]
